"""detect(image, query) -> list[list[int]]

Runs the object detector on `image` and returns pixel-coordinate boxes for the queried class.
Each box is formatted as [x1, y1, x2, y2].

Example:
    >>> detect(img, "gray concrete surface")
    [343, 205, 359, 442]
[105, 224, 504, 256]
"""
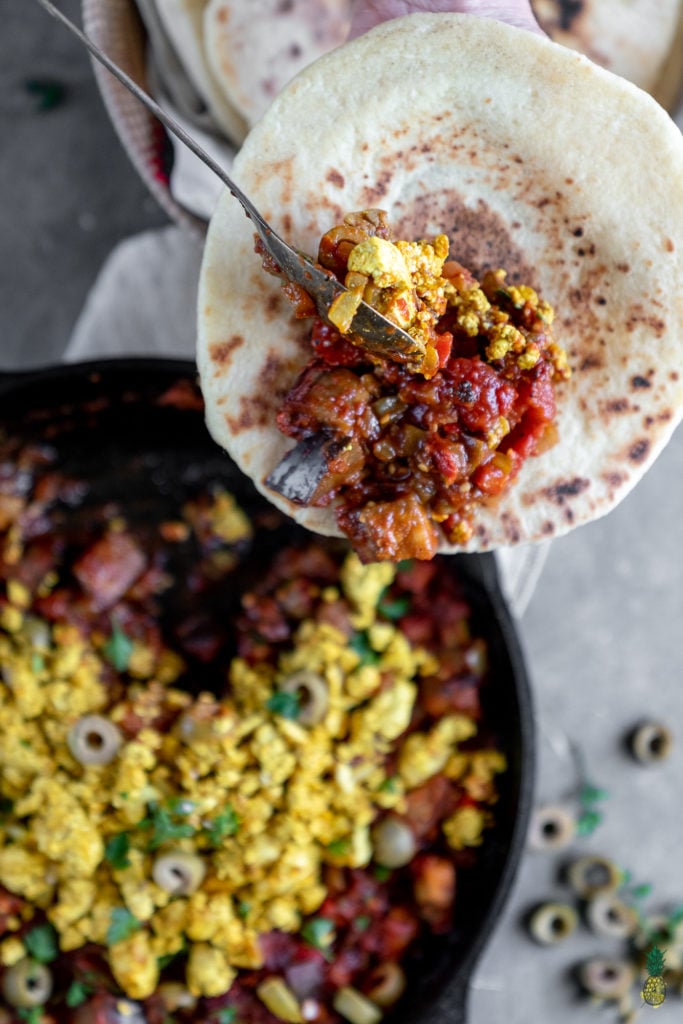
[0, 0, 166, 369]
[2, 2, 683, 1023]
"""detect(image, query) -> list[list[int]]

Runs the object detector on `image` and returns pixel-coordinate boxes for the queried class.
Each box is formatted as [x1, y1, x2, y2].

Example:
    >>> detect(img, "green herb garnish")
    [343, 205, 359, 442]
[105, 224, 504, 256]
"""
[31, 653, 45, 673]
[106, 907, 141, 946]
[17, 1009, 43, 1024]
[206, 805, 239, 845]
[23, 923, 58, 964]
[103, 621, 134, 672]
[104, 832, 131, 870]
[374, 866, 392, 882]
[65, 980, 92, 1007]
[378, 777, 398, 794]
[266, 690, 301, 721]
[327, 837, 350, 856]
[349, 632, 380, 667]
[139, 802, 196, 850]
[237, 901, 251, 920]
[355, 915, 371, 932]
[378, 595, 411, 620]
[24, 78, 66, 111]
[214, 1009, 237, 1024]
[576, 809, 603, 836]
[301, 916, 336, 957]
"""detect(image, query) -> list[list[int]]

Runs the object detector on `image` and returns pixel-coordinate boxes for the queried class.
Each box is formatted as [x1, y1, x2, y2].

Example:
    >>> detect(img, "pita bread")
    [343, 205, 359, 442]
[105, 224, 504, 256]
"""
[531, 0, 683, 110]
[154, 0, 248, 143]
[203, 0, 351, 127]
[197, 13, 683, 554]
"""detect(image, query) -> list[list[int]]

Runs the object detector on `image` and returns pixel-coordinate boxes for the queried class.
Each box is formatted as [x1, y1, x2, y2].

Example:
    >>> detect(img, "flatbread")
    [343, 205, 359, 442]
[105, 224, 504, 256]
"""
[203, 0, 351, 127]
[154, 0, 248, 143]
[197, 13, 683, 554]
[531, 0, 683, 110]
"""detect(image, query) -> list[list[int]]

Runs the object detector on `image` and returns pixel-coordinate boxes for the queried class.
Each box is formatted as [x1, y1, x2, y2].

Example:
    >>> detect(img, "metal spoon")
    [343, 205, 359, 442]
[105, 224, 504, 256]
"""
[35, 0, 421, 361]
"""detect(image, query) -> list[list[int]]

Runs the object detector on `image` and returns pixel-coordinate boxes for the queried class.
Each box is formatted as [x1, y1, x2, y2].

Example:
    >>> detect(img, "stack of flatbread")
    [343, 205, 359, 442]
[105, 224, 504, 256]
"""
[531, 0, 683, 110]
[141, 0, 352, 146]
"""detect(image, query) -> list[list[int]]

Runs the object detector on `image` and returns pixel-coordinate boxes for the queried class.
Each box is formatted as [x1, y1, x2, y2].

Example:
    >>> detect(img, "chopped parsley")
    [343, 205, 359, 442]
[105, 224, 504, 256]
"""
[213, 1010, 237, 1024]
[17, 1009, 43, 1024]
[104, 831, 131, 870]
[103, 621, 134, 672]
[266, 690, 301, 720]
[349, 632, 380, 666]
[301, 916, 336, 957]
[378, 776, 399, 794]
[23, 923, 58, 964]
[65, 980, 92, 1007]
[327, 837, 351, 856]
[378, 591, 411, 620]
[139, 801, 196, 850]
[205, 805, 239, 845]
[106, 907, 142, 946]
[237, 901, 251, 920]
[355, 915, 371, 932]
[374, 865, 392, 882]
[31, 652, 45, 673]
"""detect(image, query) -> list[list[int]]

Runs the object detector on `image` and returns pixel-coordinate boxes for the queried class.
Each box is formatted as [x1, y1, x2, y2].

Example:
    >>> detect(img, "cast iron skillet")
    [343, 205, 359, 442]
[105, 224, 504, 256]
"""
[0, 358, 535, 1024]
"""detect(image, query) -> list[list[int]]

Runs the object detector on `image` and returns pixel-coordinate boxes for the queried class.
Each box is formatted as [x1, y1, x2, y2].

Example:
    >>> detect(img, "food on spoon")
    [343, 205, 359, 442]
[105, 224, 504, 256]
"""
[0, 423, 506, 1023]
[197, 14, 683, 556]
[260, 209, 570, 562]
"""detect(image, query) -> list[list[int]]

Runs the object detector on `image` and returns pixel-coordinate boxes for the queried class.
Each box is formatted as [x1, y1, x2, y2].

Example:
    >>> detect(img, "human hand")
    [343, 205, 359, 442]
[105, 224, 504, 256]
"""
[348, 0, 545, 39]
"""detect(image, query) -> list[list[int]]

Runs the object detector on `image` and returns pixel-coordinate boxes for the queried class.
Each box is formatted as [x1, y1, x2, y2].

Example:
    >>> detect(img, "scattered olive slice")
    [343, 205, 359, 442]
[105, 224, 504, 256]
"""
[371, 816, 417, 868]
[333, 986, 382, 1024]
[67, 714, 122, 766]
[528, 804, 576, 852]
[528, 902, 578, 944]
[578, 958, 635, 999]
[566, 855, 621, 899]
[585, 893, 638, 939]
[628, 722, 673, 764]
[2, 959, 53, 1008]
[365, 962, 406, 1007]
[152, 851, 206, 895]
[281, 670, 329, 726]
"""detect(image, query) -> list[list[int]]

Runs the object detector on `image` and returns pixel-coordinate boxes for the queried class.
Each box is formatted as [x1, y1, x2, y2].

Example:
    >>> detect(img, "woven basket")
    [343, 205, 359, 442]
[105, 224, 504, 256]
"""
[82, 0, 206, 234]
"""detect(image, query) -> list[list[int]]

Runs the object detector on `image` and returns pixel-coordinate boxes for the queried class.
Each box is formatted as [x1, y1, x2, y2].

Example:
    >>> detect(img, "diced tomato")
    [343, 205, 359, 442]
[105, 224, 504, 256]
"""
[310, 320, 365, 367]
[434, 331, 453, 369]
[446, 358, 516, 433]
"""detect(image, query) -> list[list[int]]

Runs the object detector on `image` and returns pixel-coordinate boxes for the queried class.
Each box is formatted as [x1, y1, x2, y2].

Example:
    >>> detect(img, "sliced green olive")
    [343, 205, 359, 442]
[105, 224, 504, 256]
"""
[157, 982, 198, 1012]
[528, 804, 575, 852]
[67, 714, 122, 766]
[528, 902, 578, 944]
[2, 959, 53, 1008]
[152, 851, 206, 895]
[629, 722, 673, 764]
[281, 670, 329, 726]
[566, 855, 621, 899]
[585, 894, 638, 939]
[333, 986, 382, 1024]
[578, 958, 634, 999]
[371, 816, 417, 868]
[366, 962, 406, 1007]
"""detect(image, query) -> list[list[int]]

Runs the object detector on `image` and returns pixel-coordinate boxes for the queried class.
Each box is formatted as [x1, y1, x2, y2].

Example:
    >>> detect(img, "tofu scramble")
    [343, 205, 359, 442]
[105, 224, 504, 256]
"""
[0, 419, 505, 1024]
[261, 210, 571, 562]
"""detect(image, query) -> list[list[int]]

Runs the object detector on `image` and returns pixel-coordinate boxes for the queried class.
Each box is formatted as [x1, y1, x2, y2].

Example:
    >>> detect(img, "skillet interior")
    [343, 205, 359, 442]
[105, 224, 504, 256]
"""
[0, 358, 535, 1024]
